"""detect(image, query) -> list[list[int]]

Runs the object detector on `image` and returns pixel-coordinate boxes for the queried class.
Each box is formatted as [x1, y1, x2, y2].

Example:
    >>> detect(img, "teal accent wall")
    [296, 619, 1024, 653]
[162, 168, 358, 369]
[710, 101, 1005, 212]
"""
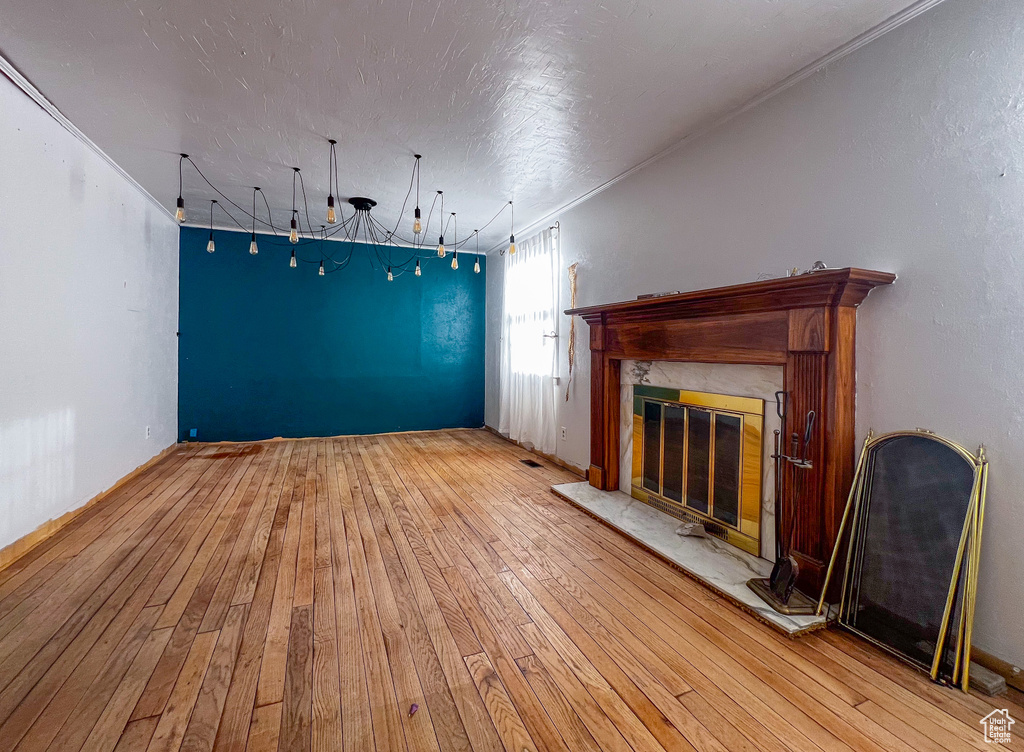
[177, 226, 485, 442]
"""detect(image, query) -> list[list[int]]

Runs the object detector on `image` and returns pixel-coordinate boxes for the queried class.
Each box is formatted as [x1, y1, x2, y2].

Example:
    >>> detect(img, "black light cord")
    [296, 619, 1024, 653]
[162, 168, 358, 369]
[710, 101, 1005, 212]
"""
[179, 151, 511, 263]
[296, 169, 316, 238]
[416, 190, 440, 248]
[438, 192, 445, 244]
[385, 157, 417, 238]
[327, 141, 334, 198]
[414, 155, 421, 218]
[184, 156, 274, 230]
[183, 152, 424, 246]
[206, 183, 356, 255]
[388, 198, 508, 250]
[258, 189, 282, 235]
[457, 202, 507, 248]
[332, 142, 339, 197]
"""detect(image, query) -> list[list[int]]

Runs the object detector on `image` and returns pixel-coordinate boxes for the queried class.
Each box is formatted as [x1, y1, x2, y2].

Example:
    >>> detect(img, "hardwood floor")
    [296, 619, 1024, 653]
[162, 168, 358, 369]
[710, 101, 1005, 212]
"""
[0, 429, 1020, 752]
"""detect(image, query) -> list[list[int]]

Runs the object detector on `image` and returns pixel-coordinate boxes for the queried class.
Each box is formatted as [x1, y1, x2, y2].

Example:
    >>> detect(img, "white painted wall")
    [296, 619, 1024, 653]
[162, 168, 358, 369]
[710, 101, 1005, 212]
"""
[0, 74, 179, 552]
[486, 0, 1024, 666]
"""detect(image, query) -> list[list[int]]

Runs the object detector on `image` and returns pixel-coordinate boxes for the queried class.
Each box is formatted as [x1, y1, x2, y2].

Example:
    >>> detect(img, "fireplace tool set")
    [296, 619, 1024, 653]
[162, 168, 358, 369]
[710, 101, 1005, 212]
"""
[748, 391, 820, 615]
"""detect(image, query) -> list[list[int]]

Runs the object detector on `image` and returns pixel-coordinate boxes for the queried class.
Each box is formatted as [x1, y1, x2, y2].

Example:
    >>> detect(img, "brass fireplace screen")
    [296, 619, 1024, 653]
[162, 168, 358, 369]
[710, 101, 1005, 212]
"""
[631, 386, 764, 555]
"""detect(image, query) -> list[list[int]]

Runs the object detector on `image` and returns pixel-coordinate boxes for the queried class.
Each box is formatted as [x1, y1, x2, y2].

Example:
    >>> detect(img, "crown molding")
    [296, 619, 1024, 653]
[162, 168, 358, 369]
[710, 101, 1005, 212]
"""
[0, 53, 175, 223]
[510, 0, 949, 247]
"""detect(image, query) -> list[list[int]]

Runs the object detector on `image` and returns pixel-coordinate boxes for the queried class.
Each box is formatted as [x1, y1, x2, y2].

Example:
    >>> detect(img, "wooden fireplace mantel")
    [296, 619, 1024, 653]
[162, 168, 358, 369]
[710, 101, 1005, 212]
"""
[566, 267, 896, 595]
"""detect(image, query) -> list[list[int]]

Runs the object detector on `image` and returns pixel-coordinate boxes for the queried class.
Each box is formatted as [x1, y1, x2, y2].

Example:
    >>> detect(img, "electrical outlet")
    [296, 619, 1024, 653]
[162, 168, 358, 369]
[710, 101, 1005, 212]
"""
[145, 425, 151, 439]
[560, 426, 567, 441]
[189, 428, 198, 439]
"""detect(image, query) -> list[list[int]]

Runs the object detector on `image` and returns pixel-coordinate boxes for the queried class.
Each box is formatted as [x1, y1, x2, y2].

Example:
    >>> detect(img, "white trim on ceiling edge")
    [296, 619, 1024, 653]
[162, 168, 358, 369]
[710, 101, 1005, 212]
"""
[0, 54, 175, 223]
[2, 0, 947, 239]
[510, 0, 949, 246]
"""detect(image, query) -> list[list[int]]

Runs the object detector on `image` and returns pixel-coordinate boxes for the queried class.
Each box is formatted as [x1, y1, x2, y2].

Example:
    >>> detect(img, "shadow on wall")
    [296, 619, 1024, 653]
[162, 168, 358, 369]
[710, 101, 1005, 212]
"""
[0, 408, 75, 543]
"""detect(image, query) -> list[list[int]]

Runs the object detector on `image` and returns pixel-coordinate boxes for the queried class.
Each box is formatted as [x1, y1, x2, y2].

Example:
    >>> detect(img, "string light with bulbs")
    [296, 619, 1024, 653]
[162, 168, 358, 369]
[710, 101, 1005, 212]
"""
[174, 145, 517, 279]
[249, 188, 259, 255]
[207, 200, 217, 252]
[413, 155, 422, 235]
[326, 140, 338, 224]
[507, 201, 516, 255]
[290, 168, 302, 244]
[436, 191, 446, 258]
[176, 154, 187, 223]
[451, 213, 459, 270]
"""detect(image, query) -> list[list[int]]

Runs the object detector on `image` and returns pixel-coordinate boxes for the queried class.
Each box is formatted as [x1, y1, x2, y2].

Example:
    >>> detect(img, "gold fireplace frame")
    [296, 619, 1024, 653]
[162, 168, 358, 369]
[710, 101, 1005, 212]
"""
[630, 386, 764, 555]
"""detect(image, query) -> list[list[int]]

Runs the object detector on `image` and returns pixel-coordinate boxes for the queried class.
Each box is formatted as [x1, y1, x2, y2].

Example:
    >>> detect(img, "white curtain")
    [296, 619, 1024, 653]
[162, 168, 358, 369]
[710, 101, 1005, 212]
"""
[498, 227, 558, 454]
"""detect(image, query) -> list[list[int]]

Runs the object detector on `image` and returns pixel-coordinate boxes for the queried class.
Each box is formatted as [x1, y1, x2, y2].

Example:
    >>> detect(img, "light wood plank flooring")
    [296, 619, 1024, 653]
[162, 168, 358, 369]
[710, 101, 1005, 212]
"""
[0, 429, 1020, 752]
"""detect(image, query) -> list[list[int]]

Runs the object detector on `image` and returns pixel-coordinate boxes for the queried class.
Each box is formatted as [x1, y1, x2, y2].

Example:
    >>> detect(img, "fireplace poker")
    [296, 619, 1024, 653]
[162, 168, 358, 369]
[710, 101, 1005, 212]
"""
[771, 410, 816, 602]
[769, 391, 786, 590]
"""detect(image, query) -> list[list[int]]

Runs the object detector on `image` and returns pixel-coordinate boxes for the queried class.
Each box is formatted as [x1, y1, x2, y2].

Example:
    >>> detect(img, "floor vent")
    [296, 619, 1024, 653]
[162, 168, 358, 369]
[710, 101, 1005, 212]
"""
[519, 459, 543, 468]
[641, 495, 730, 543]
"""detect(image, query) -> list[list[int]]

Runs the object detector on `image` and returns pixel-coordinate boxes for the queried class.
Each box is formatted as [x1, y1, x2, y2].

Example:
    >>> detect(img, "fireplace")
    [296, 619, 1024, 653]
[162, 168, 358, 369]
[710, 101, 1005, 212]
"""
[630, 386, 764, 555]
[566, 268, 896, 595]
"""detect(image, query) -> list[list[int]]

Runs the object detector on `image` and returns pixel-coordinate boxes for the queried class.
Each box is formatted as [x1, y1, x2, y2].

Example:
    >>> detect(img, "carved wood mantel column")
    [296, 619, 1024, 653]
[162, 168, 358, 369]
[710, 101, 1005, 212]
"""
[566, 268, 896, 595]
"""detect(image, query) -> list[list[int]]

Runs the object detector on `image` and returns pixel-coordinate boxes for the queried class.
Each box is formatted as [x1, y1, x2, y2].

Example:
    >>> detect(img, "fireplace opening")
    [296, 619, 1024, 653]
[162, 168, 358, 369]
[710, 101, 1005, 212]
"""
[631, 386, 764, 555]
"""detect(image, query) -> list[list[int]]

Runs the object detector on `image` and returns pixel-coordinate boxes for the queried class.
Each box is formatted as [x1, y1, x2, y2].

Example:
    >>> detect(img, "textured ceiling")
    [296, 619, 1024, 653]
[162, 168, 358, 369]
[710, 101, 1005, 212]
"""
[0, 0, 916, 250]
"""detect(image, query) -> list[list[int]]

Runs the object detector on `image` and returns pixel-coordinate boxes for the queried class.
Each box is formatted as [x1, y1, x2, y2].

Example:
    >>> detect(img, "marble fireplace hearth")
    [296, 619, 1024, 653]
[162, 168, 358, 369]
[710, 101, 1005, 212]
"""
[551, 481, 827, 635]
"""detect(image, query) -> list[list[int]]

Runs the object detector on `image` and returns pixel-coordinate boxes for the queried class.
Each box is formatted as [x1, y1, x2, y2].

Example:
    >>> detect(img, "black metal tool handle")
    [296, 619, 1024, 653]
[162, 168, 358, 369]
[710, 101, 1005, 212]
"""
[775, 391, 787, 421]
[772, 429, 783, 563]
[802, 410, 816, 462]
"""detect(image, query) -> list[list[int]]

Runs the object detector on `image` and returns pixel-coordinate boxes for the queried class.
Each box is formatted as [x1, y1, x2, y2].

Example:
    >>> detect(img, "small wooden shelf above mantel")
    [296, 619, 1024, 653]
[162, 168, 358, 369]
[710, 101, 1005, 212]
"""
[565, 267, 897, 323]
[566, 267, 896, 597]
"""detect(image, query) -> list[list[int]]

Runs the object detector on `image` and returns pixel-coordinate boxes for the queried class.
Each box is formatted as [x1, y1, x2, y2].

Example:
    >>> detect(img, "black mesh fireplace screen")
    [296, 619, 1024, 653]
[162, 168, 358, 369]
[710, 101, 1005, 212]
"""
[822, 430, 987, 691]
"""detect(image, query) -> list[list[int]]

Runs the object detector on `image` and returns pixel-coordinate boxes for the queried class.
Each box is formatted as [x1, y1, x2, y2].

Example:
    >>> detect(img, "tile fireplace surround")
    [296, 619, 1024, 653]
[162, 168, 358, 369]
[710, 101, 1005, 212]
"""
[620, 361, 783, 559]
[562, 268, 895, 632]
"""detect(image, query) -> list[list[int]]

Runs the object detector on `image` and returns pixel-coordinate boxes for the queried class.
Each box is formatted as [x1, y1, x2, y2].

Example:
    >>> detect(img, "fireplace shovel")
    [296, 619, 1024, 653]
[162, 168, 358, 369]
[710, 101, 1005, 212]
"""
[767, 429, 791, 593]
